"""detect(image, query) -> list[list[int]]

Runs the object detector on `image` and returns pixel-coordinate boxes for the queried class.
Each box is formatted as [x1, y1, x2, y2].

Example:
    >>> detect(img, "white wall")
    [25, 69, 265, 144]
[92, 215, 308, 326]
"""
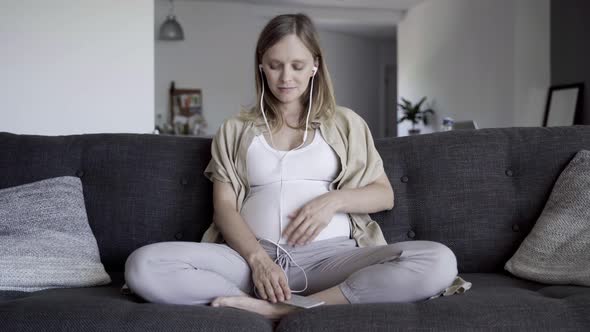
[514, 0, 550, 126]
[0, 0, 154, 135]
[155, 0, 393, 137]
[398, 0, 549, 136]
[318, 30, 380, 128]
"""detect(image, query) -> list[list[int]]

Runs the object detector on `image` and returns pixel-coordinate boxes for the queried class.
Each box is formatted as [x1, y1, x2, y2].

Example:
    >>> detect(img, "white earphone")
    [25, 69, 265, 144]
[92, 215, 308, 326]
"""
[253, 61, 318, 296]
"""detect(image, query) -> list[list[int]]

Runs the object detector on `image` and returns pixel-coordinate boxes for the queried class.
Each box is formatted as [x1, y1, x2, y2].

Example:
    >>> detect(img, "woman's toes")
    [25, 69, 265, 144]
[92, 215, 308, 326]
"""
[211, 297, 223, 307]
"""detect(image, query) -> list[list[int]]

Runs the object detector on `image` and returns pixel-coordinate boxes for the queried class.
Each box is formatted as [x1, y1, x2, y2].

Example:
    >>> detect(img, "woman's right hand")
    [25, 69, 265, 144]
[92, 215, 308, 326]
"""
[250, 256, 291, 303]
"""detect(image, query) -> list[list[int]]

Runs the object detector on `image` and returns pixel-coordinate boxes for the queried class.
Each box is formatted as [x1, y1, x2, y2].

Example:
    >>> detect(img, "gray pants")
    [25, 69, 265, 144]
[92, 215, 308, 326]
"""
[124, 236, 457, 305]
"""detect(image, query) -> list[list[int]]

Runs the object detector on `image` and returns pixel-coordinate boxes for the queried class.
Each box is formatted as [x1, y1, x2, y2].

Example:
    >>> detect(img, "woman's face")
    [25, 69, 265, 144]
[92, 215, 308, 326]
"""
[260, 34, 317, 107]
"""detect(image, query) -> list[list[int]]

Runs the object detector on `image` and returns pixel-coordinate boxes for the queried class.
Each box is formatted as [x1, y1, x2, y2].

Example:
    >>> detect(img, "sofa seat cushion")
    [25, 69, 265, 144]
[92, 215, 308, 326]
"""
[276, 272, 590, 331]
[0, 273, 273, 332]
[2, 272, 588, 331]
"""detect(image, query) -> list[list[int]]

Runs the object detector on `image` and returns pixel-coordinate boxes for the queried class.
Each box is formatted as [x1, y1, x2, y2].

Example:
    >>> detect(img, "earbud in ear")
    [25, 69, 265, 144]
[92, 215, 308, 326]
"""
[312, 66, 318, 76]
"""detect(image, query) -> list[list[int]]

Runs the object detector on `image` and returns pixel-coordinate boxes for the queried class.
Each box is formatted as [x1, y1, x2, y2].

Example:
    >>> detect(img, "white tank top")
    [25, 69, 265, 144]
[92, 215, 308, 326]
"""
[241, 128, 351, 245]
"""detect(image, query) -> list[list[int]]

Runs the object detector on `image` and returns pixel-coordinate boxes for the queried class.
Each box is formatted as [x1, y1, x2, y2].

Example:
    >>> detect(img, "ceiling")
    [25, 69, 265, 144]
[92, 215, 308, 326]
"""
[206, 0, 425, 11]
[183, 0, 426, 38]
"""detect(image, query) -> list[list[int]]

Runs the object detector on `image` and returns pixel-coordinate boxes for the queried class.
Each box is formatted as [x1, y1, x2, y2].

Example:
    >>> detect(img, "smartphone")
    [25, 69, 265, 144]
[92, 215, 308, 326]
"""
[281, 294, 325, 309]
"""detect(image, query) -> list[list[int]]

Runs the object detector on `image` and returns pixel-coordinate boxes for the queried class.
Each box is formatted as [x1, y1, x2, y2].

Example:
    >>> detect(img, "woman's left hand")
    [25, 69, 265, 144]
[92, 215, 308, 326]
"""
[282, 192, 340, 246]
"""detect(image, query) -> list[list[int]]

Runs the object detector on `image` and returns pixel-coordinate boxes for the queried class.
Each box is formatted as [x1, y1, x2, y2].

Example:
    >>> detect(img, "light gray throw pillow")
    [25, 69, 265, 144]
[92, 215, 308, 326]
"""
[505, 150, 590, 286]
[0, 176, 111, 291]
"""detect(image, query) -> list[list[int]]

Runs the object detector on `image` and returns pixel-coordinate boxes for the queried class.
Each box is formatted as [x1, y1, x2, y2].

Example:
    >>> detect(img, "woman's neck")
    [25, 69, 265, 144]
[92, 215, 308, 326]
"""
[278, 102, 305, 127]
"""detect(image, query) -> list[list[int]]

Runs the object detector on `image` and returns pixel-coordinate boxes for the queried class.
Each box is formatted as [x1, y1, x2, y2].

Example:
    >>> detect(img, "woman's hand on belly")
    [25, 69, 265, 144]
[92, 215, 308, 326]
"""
[282, 192, 340, 246]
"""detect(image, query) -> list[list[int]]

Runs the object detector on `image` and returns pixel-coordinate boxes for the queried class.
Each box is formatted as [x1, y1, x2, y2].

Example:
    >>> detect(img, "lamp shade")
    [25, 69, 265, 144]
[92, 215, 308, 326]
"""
[159, 15, 184, 41]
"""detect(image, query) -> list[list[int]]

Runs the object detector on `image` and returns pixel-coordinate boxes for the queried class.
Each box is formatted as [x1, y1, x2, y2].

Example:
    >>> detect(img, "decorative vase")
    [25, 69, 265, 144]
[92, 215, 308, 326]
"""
[408, 128, 421, 135]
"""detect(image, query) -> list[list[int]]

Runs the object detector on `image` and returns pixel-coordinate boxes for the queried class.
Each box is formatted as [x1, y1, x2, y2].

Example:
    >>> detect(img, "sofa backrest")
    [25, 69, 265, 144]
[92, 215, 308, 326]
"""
[1, 126, 590, 273]
[375, 126, 590, 273]
[0, 133, 213, 273]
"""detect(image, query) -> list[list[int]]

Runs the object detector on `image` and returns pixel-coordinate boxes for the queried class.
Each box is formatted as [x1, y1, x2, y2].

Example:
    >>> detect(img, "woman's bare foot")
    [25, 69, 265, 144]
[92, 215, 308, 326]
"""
[210, 294, 299, 320]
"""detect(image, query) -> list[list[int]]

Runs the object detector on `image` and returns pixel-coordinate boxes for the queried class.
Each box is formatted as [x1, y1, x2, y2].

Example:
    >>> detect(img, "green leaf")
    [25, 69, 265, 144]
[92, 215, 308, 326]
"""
[398, 96, 436, 127]
[415, 96, 427, 109]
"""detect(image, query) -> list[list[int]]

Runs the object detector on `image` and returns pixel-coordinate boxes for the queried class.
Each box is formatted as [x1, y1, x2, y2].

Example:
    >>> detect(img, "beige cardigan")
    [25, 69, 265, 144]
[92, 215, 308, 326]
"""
[201, 106, 388, 247]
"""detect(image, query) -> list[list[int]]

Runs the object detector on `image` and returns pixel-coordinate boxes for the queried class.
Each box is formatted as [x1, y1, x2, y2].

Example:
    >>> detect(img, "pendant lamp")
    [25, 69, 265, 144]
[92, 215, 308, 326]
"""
[159, 0, 184, 41]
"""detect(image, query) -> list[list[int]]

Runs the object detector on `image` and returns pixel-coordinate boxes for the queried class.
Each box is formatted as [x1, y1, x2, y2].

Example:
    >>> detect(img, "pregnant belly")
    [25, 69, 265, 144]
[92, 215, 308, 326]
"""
[240, 180, 351, 244]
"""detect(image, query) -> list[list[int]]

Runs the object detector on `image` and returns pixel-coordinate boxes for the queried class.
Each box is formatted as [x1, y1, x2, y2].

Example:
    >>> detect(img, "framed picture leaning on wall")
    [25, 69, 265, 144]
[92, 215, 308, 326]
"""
[543, 82, 584, 127]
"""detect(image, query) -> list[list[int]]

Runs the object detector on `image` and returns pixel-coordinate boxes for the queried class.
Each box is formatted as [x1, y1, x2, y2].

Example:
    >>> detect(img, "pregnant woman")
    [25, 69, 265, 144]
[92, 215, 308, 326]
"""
[124, 13, 458, 320]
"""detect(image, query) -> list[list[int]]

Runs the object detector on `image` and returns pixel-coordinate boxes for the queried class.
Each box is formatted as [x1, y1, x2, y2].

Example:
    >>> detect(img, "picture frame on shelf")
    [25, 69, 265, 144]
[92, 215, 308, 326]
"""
[168, 81, 208, 136]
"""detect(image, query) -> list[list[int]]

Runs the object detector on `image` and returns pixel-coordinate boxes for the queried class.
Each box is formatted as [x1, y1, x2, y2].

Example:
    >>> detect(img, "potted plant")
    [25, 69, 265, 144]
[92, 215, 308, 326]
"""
[397, 96, 435, 135]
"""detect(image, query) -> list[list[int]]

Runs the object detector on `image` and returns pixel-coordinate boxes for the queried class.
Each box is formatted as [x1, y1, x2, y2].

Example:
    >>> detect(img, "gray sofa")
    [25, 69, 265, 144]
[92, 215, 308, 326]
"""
[1, 126, 590, 331]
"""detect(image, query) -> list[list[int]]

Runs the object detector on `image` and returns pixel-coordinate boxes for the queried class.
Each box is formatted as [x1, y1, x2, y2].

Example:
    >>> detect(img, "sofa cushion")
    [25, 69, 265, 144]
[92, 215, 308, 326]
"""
[276, 272, 590, 331]
[0, 176, 111, 291]
[2, 272, 588, 331]
[504, 150, 590, 286]
[0, 272, 274, 332]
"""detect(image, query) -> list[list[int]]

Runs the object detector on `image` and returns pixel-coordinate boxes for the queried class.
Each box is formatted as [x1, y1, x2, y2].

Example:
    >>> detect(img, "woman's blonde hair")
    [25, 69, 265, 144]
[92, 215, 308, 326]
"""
[239, 13, 336, 131]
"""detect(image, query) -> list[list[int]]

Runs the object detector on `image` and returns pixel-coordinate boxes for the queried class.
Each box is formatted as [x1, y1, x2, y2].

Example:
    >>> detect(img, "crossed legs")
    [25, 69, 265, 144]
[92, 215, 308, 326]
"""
[125, 240, 457, 319]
